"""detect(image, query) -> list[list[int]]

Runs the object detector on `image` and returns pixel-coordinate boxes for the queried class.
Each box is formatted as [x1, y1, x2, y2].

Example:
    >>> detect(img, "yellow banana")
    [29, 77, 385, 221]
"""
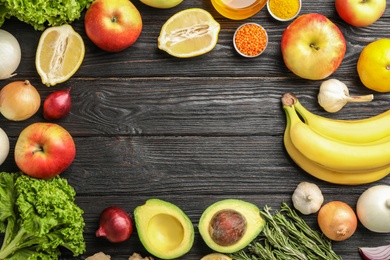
[286, 102, 390, 171]
[288, 93, 390, 143]
[283, 105, 390, 185]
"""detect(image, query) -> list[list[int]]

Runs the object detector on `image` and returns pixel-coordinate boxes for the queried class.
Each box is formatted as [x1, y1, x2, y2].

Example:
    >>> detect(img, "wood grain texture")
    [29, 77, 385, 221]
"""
[0, 0, 389, 259]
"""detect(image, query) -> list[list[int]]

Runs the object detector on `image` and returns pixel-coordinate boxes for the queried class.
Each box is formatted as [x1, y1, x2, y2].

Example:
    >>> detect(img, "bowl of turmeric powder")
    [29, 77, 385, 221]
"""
[233, 23, 268, 58]
[267, 0, 301, 21]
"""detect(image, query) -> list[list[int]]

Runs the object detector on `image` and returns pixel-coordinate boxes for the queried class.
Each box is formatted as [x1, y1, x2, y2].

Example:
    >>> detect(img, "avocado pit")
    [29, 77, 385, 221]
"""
[209, 209, 247, 246]
[199, 199, 265, 253]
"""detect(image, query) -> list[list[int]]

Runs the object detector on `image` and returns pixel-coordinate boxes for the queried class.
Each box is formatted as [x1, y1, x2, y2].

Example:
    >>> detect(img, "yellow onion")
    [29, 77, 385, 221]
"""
[0, 80, 41, 121]
[317, 201, 357, 241]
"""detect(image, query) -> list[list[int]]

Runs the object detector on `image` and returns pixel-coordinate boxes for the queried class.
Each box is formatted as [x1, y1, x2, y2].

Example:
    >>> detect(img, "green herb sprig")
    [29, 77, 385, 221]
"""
[230, 202, 342, 260]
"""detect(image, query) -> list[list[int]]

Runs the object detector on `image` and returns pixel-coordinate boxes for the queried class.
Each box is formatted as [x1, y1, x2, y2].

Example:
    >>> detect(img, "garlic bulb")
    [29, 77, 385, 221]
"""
[292, 182, 324, 215]
[318, 79, 374, 113]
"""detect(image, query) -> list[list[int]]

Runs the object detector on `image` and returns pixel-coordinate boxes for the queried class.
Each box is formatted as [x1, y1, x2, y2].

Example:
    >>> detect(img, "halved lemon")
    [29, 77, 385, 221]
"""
[36, 24, 85, 87]
[200, 253, 232, 260]
[158, 8, 220, 58]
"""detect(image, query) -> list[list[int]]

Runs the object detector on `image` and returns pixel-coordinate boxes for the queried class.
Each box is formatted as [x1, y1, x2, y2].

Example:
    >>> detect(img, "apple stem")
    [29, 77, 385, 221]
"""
[32, 146, 43, 154]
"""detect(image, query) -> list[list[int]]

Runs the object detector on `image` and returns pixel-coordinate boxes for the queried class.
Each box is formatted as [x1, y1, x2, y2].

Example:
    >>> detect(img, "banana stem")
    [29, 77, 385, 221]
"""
[282, 92, 298, 107]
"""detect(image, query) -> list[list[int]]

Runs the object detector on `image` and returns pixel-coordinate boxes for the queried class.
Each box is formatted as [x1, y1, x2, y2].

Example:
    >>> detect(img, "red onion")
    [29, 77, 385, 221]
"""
[43, 87, 72, 120]
[96, 206, 133, 243]
[359, 245, 390, 260]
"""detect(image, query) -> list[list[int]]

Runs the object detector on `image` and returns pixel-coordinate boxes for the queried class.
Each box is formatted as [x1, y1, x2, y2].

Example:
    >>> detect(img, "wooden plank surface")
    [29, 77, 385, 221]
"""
[1, 0, 390, 259]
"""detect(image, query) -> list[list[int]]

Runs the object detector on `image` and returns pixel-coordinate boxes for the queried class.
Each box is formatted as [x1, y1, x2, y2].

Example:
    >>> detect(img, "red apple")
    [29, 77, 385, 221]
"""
[14, 123, 76, 179]
[335, 0, 386, 27]
[281, 13, 346, 80]
[84, 0, 142, 52]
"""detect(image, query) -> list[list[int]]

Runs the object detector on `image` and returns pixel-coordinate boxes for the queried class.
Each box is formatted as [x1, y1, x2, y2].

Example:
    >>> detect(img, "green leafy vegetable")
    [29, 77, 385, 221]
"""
[230, 202, 342, 260]
[0, 172, 86, 259]
[0, 0, 94, 30]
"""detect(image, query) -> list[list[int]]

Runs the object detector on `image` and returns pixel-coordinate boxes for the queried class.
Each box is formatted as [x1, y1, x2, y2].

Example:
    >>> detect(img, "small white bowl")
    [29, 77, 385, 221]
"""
[233, 23, 268, 58]
[267, 0, 301, 22]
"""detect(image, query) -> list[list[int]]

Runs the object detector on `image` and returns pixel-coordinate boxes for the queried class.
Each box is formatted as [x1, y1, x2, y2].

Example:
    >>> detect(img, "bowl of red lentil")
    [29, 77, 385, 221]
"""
[233, 23, 268, 58]
[267, 0, 301, 21]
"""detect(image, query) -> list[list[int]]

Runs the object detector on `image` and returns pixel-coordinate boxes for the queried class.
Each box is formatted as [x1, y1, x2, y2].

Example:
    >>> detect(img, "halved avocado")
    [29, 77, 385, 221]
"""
[198, 199, 265, 253]
[134, 198, 194, 259]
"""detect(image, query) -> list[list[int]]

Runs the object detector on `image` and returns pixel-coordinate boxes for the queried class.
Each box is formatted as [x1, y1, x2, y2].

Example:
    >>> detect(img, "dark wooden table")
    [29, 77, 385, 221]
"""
[1, 0, 389, 259]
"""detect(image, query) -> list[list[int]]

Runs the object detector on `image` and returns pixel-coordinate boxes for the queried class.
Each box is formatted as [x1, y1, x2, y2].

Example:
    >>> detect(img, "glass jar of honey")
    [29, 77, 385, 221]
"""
[210, 0, 267, 20]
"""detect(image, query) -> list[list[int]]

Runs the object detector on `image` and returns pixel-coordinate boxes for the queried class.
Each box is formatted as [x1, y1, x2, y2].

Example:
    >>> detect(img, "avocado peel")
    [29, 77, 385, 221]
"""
[199, 199, 265, 253]
[134, 198, 194, 259]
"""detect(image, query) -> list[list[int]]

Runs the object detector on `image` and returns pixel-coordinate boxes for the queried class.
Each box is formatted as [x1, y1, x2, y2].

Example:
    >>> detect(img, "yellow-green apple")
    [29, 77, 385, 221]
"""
[0, 128, 9, 166]
[281, 13, 346, 80]
[84, 0, 142, 52]
[335, 0, 386, 27]
[14, 122, 76, 179]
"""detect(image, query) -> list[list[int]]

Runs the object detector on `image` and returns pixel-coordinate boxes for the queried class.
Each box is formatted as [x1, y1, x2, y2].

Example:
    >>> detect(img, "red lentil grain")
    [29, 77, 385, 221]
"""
[234, 23, 267, 57]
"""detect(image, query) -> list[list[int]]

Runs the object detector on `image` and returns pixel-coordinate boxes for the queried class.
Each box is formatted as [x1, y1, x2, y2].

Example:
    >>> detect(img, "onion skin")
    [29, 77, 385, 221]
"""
[317, 201, 357, 241]
[0, 80, 41, 121]
[0, 29, 21, 79]
[96, 206, 133, 243]
[357, 185, 390, 233]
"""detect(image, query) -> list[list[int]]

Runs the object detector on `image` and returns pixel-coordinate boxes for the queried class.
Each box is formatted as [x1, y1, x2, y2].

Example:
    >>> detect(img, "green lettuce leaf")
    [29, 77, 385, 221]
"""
[0, 172, 86, 259]
[0, 0, 94, 30]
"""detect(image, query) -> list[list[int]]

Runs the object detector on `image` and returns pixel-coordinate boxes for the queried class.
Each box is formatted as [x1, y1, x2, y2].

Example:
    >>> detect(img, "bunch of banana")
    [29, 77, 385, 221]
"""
[282, 92, 390, 185]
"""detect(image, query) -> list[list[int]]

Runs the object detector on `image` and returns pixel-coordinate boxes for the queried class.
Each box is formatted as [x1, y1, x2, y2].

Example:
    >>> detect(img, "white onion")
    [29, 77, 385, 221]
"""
[0, 29, 21, 79]
[357, 185, 390, 233]
[0, 128, 9, 166]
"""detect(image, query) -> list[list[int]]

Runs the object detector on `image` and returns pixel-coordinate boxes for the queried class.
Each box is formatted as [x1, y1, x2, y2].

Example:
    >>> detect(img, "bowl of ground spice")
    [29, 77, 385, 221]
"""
[233, 23, 268, 58]
[267, 0, 301, 21]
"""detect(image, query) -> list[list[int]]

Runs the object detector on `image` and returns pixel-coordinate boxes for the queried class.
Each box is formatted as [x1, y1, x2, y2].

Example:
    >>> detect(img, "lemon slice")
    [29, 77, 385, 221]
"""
[158, 8, 220, 58]
[200, 253, 232, 260]
[36, 24, 85, 86]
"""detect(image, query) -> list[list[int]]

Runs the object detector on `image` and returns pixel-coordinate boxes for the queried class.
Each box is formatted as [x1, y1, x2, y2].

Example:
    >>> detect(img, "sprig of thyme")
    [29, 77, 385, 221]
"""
[230, 202, 342, 260]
